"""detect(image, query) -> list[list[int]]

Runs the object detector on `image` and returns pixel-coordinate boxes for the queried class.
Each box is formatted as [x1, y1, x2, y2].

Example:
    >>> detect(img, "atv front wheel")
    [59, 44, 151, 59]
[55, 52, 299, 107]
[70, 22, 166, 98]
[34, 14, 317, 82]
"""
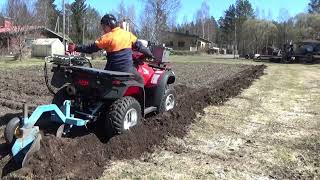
[106, 96, 142, 135]
[158, 84, 176, 113]
[4, 117, 20, 145]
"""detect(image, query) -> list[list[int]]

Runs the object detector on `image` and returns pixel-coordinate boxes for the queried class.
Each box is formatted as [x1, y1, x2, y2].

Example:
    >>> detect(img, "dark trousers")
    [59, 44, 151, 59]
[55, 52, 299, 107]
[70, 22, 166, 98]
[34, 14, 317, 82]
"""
[105, 65, 144, 84]
[128, 66, 144, 84]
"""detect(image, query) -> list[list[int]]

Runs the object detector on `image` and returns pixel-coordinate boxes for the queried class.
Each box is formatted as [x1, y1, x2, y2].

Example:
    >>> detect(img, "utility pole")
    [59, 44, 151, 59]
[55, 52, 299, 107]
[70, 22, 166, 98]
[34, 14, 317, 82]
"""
[82, 16, 85, 44]
[234, 14, 237, 59]
[44, 3, 48, 28]
[68, 13, 70, 36]
[63, 0, 66, 51]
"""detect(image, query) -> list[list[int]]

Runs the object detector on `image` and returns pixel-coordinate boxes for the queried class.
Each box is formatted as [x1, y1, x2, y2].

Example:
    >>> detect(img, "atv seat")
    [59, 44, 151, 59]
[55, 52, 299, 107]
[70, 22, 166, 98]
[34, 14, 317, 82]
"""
[71, 66, 134, 79]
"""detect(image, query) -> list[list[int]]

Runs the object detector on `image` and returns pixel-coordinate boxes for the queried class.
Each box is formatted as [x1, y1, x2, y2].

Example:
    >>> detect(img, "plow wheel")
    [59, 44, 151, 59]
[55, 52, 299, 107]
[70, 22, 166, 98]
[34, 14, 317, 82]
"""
[4, 117, 20, 145]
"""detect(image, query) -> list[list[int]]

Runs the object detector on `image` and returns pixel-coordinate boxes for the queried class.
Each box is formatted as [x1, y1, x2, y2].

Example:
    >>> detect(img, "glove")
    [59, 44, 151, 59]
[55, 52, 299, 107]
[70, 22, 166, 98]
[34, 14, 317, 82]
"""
[68, 43, 76, 53]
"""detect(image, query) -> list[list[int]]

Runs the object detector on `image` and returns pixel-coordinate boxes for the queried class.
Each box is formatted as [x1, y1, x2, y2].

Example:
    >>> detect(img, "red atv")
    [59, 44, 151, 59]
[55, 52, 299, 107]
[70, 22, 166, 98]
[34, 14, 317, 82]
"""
[48, 45, 176, 135]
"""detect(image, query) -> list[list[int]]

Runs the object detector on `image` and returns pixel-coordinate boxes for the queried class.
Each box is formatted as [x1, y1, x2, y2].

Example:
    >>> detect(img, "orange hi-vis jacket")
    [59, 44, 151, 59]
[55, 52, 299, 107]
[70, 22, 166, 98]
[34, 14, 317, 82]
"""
[95, 27, 137, 72]
[75, 27, 153, 72]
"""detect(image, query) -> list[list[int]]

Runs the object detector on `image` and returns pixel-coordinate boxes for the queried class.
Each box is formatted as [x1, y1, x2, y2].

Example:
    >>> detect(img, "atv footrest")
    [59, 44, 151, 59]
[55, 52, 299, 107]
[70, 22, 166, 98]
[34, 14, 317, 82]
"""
[144, 106, 157, 114]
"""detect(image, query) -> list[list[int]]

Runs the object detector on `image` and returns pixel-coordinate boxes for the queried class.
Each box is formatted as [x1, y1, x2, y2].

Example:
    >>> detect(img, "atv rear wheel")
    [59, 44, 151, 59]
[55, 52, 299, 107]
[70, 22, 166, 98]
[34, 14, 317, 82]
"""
[5, 117, 20, 145]
[158, 84, 176, 113]
[106, 96, 142, 135]
[52, 87, 68, 107]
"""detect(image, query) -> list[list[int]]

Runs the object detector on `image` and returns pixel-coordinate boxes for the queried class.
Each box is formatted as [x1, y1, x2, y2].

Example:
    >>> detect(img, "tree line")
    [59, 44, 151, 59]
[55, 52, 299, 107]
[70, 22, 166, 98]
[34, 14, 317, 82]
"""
[1, 0, 320, 56]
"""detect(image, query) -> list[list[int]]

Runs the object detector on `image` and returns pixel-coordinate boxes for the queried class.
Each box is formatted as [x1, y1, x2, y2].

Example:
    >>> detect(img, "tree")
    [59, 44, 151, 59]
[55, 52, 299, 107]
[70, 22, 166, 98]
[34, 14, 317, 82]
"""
[114, 2, 137, 33]
[139, 0, 181, 44]
[196, 0, 210, 38]
[84, 6, 101, 43]
[116, 0, 126, 21]
[218, 5, 236, 49]
[255, 7, 260, 19]
[242, 19, 278, 54]
[276, 9, 292, 46]
[295, 13, 320, 40]
[34, 0, 59, 30]
[235, 0, 255, 55]
[3, 0, 37, 60]
[267, 9, 273, 20]
[308, 0, 320, 13]
[70, 0, 87, 43]
[126, 4, 137, 33]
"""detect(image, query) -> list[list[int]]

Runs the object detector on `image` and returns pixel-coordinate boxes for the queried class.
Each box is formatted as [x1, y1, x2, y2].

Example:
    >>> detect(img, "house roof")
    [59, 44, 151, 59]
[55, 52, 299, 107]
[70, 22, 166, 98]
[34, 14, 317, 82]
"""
[0, 25, 40, 34]
[0, 25, 72, 42]
[43, 27, 72, 42]
[32, 38, 62, 45]
[167, 31, 213, 43]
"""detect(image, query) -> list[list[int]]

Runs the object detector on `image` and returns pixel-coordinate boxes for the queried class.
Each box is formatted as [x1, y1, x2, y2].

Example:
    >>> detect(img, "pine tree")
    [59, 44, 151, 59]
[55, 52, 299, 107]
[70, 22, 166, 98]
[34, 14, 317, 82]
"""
[219, 5, 236, 47]
[71, 0, 87, 43]
[35, 0, 59, 30]
[308, 0, 320, 13]
[235, 0, 255, 55]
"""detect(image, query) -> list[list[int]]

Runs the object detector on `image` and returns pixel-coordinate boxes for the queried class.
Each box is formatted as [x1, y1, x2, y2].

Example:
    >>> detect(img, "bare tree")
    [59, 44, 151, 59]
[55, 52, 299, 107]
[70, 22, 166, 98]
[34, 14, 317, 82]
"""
[117, 0, 126, 21]
[139, 0, 181, 44]
[242, 19, 278, 53]
[267, 9, 273, 20]
[126, 4, 137, 33]
[34, 0, 59, 30]
[295, 13, 320, 40]
[255, 7, 260, 19]
[196, 0, 210, 39]
[4, 0, 38, 60]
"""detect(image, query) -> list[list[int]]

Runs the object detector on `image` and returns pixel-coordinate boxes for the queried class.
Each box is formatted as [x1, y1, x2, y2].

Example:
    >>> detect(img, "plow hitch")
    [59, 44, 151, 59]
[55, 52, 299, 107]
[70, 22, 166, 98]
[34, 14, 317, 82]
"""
[4, 100, 89, 168]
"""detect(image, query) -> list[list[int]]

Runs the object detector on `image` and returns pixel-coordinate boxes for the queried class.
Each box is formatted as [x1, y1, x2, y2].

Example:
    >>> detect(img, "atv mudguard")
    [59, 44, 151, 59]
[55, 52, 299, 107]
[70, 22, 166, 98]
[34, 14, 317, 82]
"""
[51, 70, 67, 88]
[153, 70, 176, 108]
[103, 81, 145, 115]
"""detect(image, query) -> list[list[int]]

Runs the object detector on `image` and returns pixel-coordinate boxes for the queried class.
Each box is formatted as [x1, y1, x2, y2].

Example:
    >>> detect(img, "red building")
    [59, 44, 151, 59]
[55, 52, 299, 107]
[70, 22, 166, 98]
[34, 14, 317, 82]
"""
[0, 17, 70, 56]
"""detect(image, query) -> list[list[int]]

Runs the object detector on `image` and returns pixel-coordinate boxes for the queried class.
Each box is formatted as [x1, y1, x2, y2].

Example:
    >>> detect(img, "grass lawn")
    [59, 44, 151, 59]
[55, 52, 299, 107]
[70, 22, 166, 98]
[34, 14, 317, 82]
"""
[0, 55, 262, 69]
[0, 58, 45, 69]
[0, 57, 107, 69]
[100, 58, 320, 179]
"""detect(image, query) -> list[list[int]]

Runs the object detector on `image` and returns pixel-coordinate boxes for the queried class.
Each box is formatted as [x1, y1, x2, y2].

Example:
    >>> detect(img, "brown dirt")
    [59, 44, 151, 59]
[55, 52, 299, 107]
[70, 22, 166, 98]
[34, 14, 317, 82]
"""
[0, 62, 265, 179]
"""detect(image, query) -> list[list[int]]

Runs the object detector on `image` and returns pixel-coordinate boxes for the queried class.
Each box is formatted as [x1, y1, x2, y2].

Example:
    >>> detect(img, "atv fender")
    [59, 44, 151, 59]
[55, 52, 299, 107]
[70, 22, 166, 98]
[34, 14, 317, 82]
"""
[103, 81, 145, 115]
[153, 70, 175, 108]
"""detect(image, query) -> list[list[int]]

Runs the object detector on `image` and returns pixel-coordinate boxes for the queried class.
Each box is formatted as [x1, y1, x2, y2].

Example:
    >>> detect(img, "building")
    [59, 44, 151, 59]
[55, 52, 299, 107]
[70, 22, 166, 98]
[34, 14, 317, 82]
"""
[0, 17, 71, 56]
[163, 31, 213, 51]
[32, 38, 65, 57]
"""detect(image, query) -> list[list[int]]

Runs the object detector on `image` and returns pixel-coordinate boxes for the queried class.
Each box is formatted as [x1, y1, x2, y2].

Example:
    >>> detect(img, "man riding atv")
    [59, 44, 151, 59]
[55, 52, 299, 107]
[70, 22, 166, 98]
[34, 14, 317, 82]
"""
[68, 14, 153, 84]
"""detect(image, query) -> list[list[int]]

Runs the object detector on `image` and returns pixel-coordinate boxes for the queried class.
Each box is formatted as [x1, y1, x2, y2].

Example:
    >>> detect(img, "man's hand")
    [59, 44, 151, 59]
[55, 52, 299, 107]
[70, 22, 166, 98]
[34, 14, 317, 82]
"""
[68, 43, 76, 53]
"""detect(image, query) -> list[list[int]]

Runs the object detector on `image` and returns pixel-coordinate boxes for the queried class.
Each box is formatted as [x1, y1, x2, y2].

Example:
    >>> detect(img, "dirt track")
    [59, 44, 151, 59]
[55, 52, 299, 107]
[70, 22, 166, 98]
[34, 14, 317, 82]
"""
[0, 62, 265, 179]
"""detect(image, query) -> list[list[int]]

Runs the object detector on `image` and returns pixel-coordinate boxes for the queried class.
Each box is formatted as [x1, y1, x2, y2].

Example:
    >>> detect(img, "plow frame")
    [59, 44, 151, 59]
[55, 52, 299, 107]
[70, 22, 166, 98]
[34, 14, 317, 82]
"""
[11, 100, 88, 167]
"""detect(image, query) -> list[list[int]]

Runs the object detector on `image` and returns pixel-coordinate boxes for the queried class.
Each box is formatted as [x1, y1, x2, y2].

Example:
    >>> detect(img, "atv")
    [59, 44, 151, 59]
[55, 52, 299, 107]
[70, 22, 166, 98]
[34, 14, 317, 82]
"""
[4, 45, 176, 167]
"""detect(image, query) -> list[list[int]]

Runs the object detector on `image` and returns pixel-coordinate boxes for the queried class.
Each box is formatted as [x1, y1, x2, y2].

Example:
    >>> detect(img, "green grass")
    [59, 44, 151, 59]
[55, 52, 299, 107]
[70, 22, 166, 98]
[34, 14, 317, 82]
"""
[0, 55, 265, 70]
[0, 58, 45, 69]
[0, 57, 107, 69]
[169, 55, 265, 65]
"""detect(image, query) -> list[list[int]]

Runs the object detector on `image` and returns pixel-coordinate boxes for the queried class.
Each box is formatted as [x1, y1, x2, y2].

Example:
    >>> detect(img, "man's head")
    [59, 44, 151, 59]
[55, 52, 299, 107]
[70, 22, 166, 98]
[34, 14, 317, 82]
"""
[101, 14, 118, 33]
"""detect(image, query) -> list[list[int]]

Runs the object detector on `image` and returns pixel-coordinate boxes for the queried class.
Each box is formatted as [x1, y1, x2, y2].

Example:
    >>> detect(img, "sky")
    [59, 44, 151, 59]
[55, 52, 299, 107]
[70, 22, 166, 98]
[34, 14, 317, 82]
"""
[0, 0, 311, 23]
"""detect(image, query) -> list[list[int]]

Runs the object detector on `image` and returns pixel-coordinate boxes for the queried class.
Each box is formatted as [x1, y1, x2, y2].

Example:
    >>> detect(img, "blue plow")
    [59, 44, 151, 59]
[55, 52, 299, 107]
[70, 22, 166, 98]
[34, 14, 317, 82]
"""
[7, 100, 89, 168]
